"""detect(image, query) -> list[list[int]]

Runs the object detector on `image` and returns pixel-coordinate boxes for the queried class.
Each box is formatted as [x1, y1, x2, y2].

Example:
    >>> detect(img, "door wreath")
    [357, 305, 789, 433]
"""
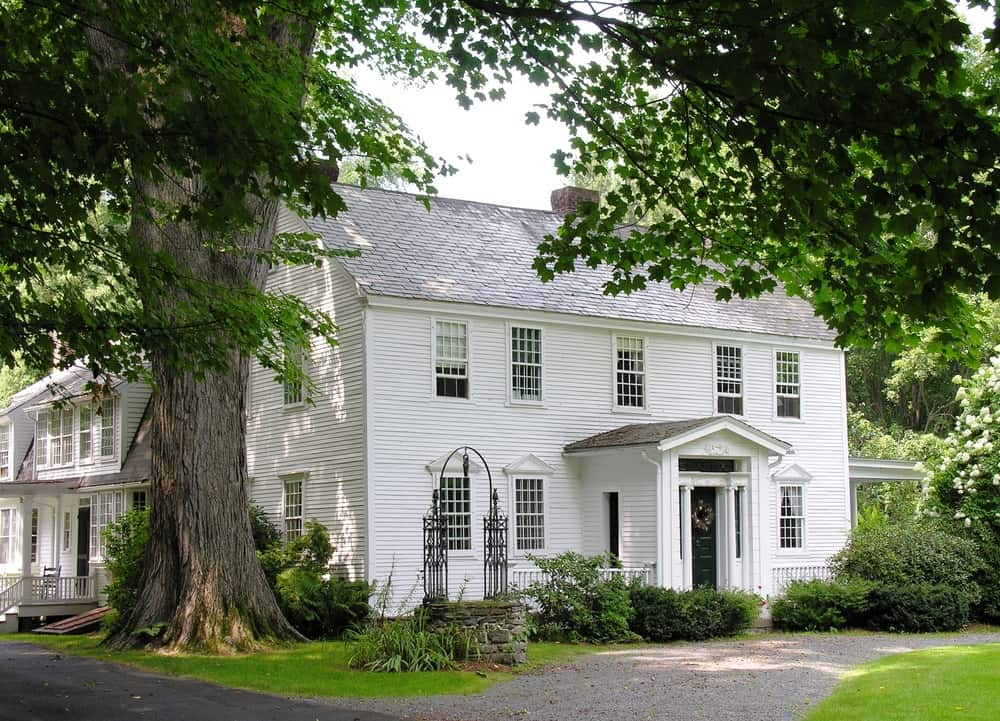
[692, 499, 714, 531]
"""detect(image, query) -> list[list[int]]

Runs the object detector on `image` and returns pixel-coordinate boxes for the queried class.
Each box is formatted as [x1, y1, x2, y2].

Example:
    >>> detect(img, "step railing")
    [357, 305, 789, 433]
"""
[0, 577, 24, 616]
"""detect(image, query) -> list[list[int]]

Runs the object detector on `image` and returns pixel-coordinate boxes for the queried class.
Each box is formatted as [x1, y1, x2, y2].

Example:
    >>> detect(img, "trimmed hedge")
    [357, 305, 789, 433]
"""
[865, 582, 971, 632]
[770, 579, 871, 631]
[629, 585, 760, 641]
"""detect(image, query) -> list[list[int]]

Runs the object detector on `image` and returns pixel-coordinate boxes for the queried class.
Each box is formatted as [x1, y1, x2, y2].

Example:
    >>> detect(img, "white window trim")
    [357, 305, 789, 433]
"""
[62, 510, 73, 552]
[280, 472, 308, 539]
[282, 344, 309, 409]
[773, 348, 803, 422]
[96, 397, 118, 460]
[0, 422, 10, 481]
[776, 483, 806, 553]
[430, 317, 472, 401]
[425, 462, 479, 559]
[0, 506, 16, 566]
[90, 489, 126, 561]
[510, 476, 548, 556]
[506, 322, 544, 407]
[611, 333, 650, 414]
[78, 403, 94, 465]
[712, 342, 745, 417]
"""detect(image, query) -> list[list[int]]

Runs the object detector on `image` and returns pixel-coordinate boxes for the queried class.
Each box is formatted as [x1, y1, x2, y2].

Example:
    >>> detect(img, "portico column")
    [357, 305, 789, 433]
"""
[725, 484, 738, 589]
[680, 483, 692, 590]
[740, 486, 752, 591]
[19, 496, 32, 578]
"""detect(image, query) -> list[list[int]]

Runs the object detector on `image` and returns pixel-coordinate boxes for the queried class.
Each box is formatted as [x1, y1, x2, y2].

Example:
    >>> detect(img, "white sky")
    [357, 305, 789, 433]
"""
[353, 3, 993, 211]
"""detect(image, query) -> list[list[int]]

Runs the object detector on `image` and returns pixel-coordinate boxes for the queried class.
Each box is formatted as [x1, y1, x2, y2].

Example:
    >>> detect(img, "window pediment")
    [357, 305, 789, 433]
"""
[503, 453, 555, 477]
[772, 463, 813, 483]
[425, 450, 485, 475]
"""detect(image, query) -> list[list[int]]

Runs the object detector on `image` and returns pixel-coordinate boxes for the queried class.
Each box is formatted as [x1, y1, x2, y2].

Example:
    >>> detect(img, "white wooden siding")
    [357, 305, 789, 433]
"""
[247, 209, 368, 578]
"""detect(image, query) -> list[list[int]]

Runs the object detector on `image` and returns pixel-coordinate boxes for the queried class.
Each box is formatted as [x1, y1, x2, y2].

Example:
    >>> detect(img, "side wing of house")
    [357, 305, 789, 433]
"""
[247, 208, 368, 579]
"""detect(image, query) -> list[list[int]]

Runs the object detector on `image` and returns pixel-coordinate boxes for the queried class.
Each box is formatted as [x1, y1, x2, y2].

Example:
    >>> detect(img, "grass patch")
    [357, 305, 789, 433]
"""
[804, 643, 1000, 721]
[0, 634, 596, 698]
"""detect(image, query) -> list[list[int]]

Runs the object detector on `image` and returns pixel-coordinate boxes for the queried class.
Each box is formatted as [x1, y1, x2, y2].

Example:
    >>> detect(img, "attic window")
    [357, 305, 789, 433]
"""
[0, 425, 9, 479]
[435, 320, 468, 398]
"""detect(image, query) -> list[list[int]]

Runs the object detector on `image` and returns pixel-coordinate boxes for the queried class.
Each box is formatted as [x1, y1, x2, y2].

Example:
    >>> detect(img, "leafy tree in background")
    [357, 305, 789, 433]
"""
[4, 0, 1000, 650]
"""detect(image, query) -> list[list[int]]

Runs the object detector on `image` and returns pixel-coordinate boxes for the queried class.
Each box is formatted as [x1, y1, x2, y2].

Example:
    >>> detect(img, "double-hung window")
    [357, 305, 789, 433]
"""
[283, 477, 303, 538]
[435, 320, 469, 398]
[35, 412, 49, 469]
[97, 398, 116, 458]
[283, 345, 307, 406]
[510, 326, 542, 402]
[775, 351, 801, 418]
[30, 508, 38, 562]
[63, 511, 72, 552]
[514, 477, 545, 551]
[78, 404, 93, 463]
[439, 475, 472, 550]
[715, 345, 743, 415]
[779, 485, 804, 549]
[0, 508, 14, 564]
[0, 424, 9, 479]
[614, 335, 646, 409]
[49, 407, 73, 466]
[91, 490, 125, 560]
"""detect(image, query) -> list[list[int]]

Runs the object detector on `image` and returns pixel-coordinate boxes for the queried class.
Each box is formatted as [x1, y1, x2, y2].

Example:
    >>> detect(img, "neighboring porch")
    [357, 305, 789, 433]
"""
[565, 416, 795, 596]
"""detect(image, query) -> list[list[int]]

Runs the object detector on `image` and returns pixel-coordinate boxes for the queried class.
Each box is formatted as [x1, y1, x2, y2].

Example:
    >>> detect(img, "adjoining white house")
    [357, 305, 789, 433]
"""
[1, 184, 924, 629]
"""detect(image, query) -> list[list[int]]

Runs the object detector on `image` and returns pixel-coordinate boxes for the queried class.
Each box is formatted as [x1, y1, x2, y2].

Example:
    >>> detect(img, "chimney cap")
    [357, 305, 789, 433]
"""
[550, 186, 600, 215]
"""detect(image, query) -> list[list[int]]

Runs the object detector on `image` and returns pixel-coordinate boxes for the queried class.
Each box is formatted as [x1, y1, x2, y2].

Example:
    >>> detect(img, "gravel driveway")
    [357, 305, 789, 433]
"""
[346, 631, 1000, 721]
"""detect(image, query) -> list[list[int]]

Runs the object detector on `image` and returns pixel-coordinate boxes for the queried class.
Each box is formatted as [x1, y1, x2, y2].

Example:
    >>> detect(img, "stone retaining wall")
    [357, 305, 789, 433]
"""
[424, 600, 528, 665]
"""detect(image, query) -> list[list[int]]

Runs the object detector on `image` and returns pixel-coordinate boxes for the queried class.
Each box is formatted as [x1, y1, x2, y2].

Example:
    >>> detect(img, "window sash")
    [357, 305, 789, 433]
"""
[715, 345, 743, 414]
[99, 399, 116, 458]
[283, 345, 307, 406]
[30, 508, 38, 563]
[0, 425, 9, 478]
[283, 479, 303, 538]
[63, 511, 72, 551]
[91, 490, 125, 559]
[510, 327, 542, 402]
[36, 412, 48, 469]
[615, 336, 645, 408]
[0, 508, 13, 564]
[78, 405, 93, 462]
[435, 321, 469, 398]
[515, 477, 545, 551]
[779, 485, 804, 549]
[439, 475, 471, 551]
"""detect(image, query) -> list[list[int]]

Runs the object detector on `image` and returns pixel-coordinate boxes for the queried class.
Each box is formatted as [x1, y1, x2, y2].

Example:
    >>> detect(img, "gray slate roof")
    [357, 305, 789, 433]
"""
[305, 185, 836, 341]
[564, 417, 789, 453]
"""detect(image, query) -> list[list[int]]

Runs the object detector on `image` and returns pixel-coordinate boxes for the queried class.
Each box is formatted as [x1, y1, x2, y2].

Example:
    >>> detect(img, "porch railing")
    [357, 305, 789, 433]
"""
[0, 575, 97, 613]
[771, 565, 833, 594]
[510, 565, 654, 591]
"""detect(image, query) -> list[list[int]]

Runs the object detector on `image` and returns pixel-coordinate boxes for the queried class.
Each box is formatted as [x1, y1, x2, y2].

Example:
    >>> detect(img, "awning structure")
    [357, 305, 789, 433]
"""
[847, 456, 924, 526]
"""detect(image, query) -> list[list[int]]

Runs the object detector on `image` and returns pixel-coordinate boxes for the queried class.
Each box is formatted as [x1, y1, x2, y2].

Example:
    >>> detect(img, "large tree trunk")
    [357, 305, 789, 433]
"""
[105, 178, 303, 651]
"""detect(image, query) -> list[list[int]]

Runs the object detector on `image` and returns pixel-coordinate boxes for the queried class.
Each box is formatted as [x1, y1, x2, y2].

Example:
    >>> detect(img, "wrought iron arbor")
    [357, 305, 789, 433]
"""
[422, 446, 509, 603]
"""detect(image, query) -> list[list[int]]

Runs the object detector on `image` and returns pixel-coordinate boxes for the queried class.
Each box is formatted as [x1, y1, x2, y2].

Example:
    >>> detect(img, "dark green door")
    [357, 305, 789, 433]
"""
[691, 487, 717, 589]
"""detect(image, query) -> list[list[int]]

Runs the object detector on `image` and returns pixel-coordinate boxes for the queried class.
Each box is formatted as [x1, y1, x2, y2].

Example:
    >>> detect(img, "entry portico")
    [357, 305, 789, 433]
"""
[565, 417, 791, 595]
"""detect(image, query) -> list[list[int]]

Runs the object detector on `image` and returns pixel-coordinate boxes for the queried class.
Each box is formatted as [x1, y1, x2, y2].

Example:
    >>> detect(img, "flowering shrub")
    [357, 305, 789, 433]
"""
[925, 348, 1000, 620]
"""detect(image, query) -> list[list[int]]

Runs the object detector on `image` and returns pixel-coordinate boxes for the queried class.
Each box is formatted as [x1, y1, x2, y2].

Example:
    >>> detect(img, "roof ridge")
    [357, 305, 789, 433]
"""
[331, 182, 559, 216]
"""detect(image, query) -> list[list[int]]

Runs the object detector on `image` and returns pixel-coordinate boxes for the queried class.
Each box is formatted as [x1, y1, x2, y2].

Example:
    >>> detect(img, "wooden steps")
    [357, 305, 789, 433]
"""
[33, 606, 110, 635]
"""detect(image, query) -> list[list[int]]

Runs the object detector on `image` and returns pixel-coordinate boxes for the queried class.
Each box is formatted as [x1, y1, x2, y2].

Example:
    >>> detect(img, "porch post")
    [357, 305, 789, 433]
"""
[849, 480, 858, 528]
[680, 483, 692, 590]
[740, 485, 752, 590]
[725, 484, 738, 589]
[19, 495, 32, 577]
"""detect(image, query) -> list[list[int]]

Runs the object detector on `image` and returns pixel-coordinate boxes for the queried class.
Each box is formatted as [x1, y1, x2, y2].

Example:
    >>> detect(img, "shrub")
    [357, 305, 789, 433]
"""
[865, 583, 971, 632]
[770, 579, 871, 631]
[348, 614, 478, 672]
[520, 552, 633, 641]
[629, 585, 759, 641]
[831, 519, 982, 606]
[102, 507, 150, 634]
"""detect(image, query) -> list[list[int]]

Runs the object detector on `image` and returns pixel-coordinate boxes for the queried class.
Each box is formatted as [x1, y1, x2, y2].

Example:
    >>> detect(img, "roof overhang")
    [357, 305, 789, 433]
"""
[0, 480, 78, 496]
[849, 457, 923, 484]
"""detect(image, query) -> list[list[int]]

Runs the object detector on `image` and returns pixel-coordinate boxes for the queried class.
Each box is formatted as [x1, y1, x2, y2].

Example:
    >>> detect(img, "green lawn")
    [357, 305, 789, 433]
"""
[804, 644, 1000, 721]
[0, 633, 598, 698]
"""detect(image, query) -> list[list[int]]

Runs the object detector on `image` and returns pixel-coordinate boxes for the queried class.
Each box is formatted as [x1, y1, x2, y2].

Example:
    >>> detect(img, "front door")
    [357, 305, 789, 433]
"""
[76, 507, 90, 577]
[691, 487, 717, 588]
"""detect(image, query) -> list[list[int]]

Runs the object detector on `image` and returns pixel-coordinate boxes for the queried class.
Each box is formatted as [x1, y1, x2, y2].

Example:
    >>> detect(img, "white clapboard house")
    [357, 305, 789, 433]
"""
[1, 185, 922, 627]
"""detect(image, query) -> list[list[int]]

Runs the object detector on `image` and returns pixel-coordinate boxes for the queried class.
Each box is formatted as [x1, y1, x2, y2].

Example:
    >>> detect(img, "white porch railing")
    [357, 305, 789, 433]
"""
[771, 565, 833, 594]
[0, 575, 97, 613]
[510, 565, 654, 591]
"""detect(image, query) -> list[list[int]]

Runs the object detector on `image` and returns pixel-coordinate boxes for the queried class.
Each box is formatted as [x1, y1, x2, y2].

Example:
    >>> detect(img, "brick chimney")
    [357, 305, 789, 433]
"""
[550, 186, 600, 215]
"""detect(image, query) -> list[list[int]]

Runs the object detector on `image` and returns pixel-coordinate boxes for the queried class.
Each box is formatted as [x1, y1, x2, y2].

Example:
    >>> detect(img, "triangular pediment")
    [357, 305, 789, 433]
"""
[772, 463, 813, 483]
[503, 453, 556, 476]
[425, 449, 486, 475]
[658, 416, 791, 456]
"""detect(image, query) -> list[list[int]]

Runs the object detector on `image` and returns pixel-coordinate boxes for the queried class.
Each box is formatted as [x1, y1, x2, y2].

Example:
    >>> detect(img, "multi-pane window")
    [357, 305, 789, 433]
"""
[35, 412, 49, 469]
[0, 508, 13, 564]
[48, 407, 73, 466]
[735, 489, 743, 559]
[514, 477, 545, 551]
[0, 424, 9, 479]
[30, 508, 38, 563]
[439, 475, 471, 550]
[131, 490, 148, 511]
[283, 478, 303, 538]
[510, 326, 542, 402]
[63, 511, 72, 551]
[775, 351, 801, 418]
[615, 336, 645, 408]
[283, 345, 307, 406]
[78, 404, 93, 462]
[779, 485, 804, 549]
[435, 320, 469, 398]
[99, 398, 116, 457]
[715, 345, 743, 415]
[91, 490, 125, 559]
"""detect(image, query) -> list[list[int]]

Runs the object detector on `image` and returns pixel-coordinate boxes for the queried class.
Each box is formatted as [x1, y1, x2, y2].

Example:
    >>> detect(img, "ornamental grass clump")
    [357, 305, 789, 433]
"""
[347, 614, 478, 672]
